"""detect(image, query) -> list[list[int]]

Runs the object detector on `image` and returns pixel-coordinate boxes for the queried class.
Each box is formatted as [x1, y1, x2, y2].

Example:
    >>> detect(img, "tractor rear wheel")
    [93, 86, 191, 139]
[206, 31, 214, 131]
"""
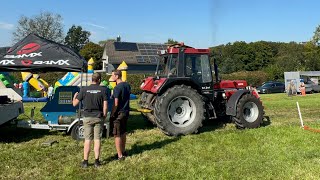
[233, 94, 264, 129]
[154, 85, 205, 136]
[141, 112, 156, 126]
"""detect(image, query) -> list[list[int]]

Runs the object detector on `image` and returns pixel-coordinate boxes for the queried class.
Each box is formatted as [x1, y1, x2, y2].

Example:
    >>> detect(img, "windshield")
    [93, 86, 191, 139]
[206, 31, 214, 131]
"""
[262, 83, 273, 88]
[156, 54, 178, 76]
[155, 53, 211, 82]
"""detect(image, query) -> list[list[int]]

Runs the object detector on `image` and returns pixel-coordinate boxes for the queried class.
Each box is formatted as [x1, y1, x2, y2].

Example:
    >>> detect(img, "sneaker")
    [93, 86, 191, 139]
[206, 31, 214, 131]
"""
[81, 160, 88, 168]
[123, 151, 128, 156]
[112, 152, 128, 160]
[94, 160, 101, 168]
[118, 156, 126, 161]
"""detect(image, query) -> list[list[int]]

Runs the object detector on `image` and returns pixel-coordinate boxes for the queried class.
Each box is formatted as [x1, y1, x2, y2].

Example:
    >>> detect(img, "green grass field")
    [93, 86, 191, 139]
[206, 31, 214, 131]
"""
[1, 93, 320, 179]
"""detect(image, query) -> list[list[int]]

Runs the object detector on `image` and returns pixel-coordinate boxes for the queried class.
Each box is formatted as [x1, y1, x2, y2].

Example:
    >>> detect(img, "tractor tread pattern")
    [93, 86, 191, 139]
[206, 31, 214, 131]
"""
[233, 93, 264, 129]
[154, 85, 205, 136]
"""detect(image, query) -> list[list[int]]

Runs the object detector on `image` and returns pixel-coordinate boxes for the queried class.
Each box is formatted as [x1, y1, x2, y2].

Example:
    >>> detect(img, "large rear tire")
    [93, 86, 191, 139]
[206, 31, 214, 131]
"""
[233, 94, 264, 129]
[141, 112, 156, 126]
[154, 85, 205, 136]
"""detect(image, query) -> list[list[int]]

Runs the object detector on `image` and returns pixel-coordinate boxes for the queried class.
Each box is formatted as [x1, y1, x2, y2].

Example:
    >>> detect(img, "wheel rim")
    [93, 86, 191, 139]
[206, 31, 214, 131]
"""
[242, 102, 259, 123]
[78, 125, 85, 139]
[167, 96, 196, 127]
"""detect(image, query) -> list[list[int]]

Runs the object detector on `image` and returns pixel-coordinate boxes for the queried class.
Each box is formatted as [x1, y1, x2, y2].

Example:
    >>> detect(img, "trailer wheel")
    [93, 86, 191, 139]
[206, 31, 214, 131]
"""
[233, 94, 264, 129]
[71, 123, 85, 140]
[154, 85, 205, 136]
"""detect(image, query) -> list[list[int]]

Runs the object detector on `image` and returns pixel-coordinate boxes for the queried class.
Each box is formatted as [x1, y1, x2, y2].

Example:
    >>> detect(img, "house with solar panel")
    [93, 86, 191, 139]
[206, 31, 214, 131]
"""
[101, 36, 167, 74]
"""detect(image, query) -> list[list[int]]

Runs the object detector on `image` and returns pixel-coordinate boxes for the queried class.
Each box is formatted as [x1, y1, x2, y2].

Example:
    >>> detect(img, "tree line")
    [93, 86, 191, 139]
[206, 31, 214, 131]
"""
[210, 40, 320, 81]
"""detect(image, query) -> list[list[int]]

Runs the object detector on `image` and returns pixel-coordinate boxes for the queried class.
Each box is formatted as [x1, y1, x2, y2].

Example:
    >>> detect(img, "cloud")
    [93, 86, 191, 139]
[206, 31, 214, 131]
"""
[85, 23, 107, 30]
[0, 22, 14, 30]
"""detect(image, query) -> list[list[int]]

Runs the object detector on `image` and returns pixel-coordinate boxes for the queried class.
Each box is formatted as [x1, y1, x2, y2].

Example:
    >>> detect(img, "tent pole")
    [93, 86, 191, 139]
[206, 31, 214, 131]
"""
[77, 71, 84, 143]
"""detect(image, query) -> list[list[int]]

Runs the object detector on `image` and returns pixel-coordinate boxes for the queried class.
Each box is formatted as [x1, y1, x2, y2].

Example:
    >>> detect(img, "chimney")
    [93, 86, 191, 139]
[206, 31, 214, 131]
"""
[117, 35, 121, 42]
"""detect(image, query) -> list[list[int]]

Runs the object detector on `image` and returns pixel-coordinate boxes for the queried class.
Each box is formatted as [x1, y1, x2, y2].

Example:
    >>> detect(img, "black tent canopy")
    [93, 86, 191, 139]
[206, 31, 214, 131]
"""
[0, 33, 87, 72]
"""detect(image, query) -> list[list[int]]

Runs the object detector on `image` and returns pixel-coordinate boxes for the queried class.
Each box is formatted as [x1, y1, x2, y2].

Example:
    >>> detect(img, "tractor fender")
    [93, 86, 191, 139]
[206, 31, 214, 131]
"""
[158, 78, 199, 95]
[67, 118, 83, 133]
[225, 89, 250, 116]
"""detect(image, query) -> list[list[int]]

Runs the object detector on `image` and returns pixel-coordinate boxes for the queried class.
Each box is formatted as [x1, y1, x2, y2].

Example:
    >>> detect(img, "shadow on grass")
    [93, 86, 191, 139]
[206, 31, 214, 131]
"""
[0, 125, 57, 143]
[126, 113, 156, 133]
[200, 115, 272, 132]
[104, 137, 180, 162]
[199, 117, 230, 133]
[127, 113, 233, 135]
[262, 116, 271, 127]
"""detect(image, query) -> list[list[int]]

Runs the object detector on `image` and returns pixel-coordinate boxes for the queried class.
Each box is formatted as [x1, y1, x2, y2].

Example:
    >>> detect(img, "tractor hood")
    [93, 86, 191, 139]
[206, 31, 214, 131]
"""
[214, 80, 247, 89]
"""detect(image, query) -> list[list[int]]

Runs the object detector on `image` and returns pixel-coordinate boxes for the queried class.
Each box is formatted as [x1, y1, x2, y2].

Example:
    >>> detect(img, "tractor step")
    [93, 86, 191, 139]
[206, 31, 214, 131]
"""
[137, 108, 152, 113]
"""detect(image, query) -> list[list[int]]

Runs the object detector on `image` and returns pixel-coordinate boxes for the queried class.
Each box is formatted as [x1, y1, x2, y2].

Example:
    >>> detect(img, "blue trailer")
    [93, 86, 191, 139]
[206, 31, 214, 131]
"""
[17, 86, 113, 140]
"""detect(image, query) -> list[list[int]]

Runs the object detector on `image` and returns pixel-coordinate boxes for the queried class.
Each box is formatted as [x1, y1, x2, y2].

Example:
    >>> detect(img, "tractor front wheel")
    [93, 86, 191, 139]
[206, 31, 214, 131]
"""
[233, 94, 264, 129]
[154, 85, 205, 136]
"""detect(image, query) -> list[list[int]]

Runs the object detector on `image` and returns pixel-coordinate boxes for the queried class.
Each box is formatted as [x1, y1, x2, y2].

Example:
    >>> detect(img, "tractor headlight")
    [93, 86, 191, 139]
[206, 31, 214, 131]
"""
[222, 92, 227, 99]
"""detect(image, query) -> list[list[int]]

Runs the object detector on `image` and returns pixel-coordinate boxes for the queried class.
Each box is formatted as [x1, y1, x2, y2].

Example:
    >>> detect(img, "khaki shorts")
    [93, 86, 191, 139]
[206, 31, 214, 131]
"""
[83, 117, 104, 140]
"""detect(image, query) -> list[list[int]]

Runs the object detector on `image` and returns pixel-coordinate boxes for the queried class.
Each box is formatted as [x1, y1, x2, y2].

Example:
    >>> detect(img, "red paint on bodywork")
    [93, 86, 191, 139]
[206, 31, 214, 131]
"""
[140, 77, 167, 94]
[214, 80, 247, 89]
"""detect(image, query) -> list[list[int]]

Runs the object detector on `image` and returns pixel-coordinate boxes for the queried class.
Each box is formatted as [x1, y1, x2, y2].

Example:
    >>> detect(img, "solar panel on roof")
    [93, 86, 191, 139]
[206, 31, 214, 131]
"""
[150, 56, 158, 63]
[137, 43, 167, 59]
[136, 55, 160, 64]
[114, 42, 138, 51]
[136, 56, 145, 63]
[140, 50, 147, 55]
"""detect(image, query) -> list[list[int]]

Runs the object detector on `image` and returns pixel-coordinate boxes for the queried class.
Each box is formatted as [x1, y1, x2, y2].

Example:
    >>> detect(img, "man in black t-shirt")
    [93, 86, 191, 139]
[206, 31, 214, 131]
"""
[110, 69, 131, 160]
[73, 72, 107, 168]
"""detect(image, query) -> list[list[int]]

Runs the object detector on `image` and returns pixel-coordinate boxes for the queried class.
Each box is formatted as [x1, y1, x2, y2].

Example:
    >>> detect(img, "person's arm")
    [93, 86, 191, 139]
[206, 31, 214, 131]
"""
[102, 87, 108, 117]
[103, 100, 107, 117]
[72, 92, 80, 107]
[111, 98, 118, 117]
[111, 86, 120, 117]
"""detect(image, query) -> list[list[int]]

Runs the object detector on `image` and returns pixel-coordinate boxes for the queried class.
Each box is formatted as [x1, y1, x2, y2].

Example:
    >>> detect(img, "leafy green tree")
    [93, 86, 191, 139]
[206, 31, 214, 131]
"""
[264, 64, 285, 81]
[303, 41, 320, 71]
[64, 25, 91, 52]
[312, 25, 320, 45]
[249, 41, 273, 71]
[13, 12, 64, 43]
[166, 38, 179, 45]
[79, 42, 104, 70]
[277, 42, 305, 71]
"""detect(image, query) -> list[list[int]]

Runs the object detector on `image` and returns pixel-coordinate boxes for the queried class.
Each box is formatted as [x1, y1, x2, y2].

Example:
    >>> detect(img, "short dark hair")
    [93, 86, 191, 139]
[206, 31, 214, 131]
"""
[92, 72, 101, 82]
[112, 69, 122, 79]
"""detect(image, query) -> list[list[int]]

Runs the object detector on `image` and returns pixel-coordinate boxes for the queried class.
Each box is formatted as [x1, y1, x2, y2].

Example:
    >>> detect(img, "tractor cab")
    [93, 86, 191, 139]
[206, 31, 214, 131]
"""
[157, 43, 212, 81]
[142, 43, 215, 100]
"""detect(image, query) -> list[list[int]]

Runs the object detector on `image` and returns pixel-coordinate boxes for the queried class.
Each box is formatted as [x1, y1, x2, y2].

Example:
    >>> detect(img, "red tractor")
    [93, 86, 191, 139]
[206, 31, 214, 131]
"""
[138, 44, 264, 136]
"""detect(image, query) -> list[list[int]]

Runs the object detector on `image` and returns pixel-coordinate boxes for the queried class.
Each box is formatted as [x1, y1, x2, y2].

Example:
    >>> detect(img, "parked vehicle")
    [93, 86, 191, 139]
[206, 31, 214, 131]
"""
[256, 82, 285, 94]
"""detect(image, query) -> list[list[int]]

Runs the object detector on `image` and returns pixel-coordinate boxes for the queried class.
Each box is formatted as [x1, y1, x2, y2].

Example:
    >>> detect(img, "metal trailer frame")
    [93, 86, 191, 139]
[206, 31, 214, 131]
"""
[17, 117, 110, 139]
[284, 71, 320, 93]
